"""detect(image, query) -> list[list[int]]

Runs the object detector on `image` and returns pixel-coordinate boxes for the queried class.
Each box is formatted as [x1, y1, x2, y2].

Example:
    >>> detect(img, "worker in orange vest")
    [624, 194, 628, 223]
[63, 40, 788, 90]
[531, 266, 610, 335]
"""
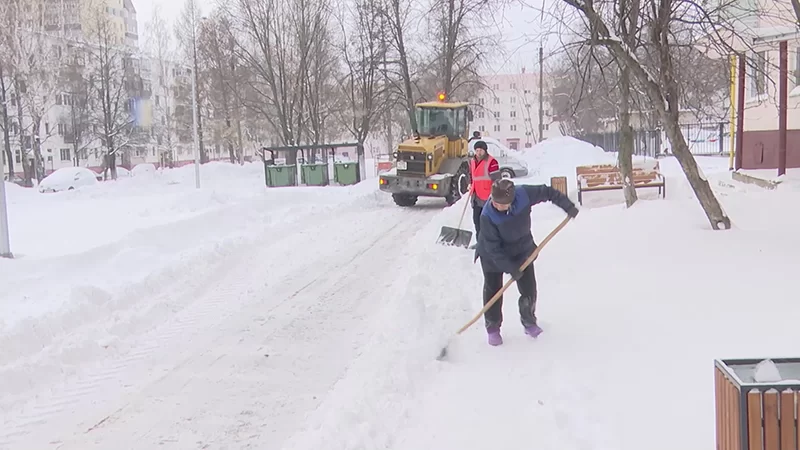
[469, 140, 500, 246]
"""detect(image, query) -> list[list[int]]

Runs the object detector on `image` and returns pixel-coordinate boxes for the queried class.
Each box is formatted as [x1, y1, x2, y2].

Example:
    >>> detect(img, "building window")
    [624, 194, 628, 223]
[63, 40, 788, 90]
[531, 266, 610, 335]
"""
[478, 125, 485, 132]
[510, 83, 517, 89]
[510, 111, 517, 118]
[493, 97, 499, 104]
[795, 48, 800, 86]
[478, 98, 484, 105]
[493, 125, 500, 132]
[493, 111, 500, 118]
[749, 50, 767, 97]
[510, 97, 516, 104]
[60, 148, 71, 161]
[510, 124, 517, 131]
[478, 111, 484, 119]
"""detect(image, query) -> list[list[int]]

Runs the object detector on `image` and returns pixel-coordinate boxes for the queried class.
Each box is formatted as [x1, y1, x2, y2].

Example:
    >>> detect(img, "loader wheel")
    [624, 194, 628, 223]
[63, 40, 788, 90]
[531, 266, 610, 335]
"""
[392, 194, 418, 207]
[445, 163, 470, 206]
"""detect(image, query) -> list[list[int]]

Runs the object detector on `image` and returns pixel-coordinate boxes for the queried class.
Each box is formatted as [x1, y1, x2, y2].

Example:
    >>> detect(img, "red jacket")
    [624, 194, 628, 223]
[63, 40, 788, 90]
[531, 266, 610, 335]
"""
[469, 155, 499, 204]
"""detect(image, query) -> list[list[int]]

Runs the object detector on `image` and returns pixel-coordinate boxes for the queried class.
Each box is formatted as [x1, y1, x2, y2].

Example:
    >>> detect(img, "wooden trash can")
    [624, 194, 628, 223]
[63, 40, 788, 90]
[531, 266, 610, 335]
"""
[550, 176, 568, 196]
[715, 358, 800, 450]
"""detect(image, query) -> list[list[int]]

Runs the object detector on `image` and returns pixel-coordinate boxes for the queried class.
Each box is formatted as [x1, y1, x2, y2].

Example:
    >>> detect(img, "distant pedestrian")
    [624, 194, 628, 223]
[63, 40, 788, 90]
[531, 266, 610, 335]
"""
[468, 140, 500, 247]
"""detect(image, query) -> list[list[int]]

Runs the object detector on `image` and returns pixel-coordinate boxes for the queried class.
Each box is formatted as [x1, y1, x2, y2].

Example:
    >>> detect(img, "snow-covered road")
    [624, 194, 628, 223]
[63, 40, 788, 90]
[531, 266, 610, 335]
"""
[0, 184, 442, 449]
[6, 139, 800, 450]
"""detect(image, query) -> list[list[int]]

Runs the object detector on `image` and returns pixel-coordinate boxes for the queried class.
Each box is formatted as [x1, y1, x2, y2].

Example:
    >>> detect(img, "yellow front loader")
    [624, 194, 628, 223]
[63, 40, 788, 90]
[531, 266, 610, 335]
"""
[378, 95, 473, 207]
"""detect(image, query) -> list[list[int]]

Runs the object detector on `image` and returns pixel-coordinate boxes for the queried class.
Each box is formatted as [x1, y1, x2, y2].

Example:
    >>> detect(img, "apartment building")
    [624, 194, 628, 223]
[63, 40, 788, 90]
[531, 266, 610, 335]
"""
[726, 0, 800, 169]
[1, 0, 163, 181]
[469, 70, 562, 150]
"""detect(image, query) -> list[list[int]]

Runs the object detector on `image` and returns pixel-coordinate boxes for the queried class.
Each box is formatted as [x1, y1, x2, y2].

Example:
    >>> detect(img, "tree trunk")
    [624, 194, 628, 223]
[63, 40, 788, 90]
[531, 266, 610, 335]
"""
[14, 79, 31, 187]
[31, 121, 44, 182]
[235, 117, 244, 164]
[661, 112, 730, 229]
[618, 64, 638, 207]
[0, 66, 14, 178]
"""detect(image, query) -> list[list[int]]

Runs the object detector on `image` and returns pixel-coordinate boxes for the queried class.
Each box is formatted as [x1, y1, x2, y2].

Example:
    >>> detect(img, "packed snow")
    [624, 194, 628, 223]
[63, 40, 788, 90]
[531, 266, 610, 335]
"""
[2, 137, 800, 450]
[754, 359, 783, 383]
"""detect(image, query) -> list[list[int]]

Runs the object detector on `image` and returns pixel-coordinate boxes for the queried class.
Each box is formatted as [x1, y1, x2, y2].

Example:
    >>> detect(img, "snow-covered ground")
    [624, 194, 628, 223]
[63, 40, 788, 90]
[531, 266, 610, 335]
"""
[2, 138, 800, 450]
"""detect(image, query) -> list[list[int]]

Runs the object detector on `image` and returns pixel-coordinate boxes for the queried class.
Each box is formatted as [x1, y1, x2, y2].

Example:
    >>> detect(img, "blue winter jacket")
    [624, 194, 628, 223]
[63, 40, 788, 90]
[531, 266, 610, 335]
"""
[475, 184, 576, 274]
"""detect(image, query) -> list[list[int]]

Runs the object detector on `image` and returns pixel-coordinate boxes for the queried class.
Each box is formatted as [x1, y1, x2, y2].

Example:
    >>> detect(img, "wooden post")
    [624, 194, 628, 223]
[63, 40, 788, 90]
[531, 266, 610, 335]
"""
[735, 56, 746, 171]
[779, 41, 788, 177]
[550, 176, 567, 196]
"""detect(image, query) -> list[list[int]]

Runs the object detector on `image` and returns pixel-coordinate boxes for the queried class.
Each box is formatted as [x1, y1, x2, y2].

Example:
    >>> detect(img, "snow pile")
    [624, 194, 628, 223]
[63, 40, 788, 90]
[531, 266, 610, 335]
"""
[754, 359, 783, 382]
[517, 136, 617, 184]
[0, 161, 383, 407]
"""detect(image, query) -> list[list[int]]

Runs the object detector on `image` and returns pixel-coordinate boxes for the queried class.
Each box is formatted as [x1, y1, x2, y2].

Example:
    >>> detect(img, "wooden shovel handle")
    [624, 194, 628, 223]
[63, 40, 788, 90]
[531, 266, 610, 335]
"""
[455, 215, 572, 335]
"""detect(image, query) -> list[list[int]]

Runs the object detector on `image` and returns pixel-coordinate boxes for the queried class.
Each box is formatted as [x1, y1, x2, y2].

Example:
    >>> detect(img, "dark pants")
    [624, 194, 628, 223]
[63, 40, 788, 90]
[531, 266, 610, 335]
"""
[482, 264, 538, 331]
[472, 201, 483, 238]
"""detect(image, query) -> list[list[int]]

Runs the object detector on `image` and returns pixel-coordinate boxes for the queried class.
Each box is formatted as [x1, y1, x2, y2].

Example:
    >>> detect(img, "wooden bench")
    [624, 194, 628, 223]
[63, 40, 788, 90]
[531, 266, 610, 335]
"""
[575, 160, 666, 205]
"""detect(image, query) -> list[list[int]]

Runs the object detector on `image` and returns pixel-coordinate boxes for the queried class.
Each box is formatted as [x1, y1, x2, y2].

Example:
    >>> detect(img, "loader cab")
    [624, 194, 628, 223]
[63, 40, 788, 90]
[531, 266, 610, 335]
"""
[414, 98, 471, 141]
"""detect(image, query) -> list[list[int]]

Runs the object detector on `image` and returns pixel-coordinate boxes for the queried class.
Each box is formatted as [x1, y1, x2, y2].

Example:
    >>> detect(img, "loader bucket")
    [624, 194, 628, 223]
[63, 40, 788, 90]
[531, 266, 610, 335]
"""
[436, 226, 473, 248]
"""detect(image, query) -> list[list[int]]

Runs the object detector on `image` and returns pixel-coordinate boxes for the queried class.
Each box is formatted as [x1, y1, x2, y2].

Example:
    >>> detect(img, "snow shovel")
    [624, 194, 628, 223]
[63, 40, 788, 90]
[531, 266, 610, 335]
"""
[436, 215, 572, 361]
[435, 194, 473, 249]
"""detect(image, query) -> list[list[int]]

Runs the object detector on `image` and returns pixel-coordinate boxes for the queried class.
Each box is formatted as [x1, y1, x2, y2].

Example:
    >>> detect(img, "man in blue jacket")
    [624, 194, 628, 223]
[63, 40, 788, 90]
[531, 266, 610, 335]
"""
[475, 178, 579, 346]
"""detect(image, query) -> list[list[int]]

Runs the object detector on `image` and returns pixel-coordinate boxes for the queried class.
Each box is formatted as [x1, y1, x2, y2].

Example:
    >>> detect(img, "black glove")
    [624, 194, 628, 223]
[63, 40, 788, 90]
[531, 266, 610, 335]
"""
[566, 206, 579, 219]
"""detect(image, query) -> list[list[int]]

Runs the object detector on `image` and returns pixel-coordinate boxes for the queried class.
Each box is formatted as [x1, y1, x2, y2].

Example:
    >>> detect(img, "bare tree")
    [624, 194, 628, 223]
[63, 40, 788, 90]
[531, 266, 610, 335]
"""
[82, 0, 138, 180]
[175, 0, 208, 163]
[379, 0, 420, 133]
[60, 58, 93, 167]
[16, 33, 63, 181]
[425, 0, 498, 100]
[198, 13, 248, 163]
[2, 0, 41, 184]
[334, 0, 391, 147]
[615, 0, 642, 207]
[231, 0, 328, 155]
[556, 0, 733, 229]
[0, 62, 13, 180]
[145, 5, 179, 167]
[0, 2, 15, 179]
[303, 18, 338, 154]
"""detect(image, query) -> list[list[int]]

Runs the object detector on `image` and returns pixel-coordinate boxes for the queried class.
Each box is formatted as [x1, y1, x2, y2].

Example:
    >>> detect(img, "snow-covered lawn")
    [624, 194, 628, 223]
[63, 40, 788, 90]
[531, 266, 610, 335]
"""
[2, 138, 800, 450]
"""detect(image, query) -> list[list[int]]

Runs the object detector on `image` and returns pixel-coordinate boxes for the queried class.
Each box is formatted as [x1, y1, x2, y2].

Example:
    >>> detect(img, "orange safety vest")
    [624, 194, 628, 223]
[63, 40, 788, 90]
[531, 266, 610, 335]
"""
[469, 155, 496, 201]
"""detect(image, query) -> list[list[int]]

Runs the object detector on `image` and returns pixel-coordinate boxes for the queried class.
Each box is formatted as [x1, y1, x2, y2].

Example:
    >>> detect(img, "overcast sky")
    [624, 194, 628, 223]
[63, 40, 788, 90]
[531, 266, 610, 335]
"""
[132, 0, 559, 75]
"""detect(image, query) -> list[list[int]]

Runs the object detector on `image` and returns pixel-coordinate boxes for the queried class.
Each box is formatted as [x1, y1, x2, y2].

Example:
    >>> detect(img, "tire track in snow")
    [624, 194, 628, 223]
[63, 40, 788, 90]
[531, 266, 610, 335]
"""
[0, 201, 441, 449]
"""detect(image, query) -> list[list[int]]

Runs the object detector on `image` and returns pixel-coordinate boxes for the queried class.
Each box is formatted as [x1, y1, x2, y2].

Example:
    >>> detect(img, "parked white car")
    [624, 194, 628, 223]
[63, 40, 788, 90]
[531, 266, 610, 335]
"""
[469, 136, 529, 179]
[38, 167, 99, 193]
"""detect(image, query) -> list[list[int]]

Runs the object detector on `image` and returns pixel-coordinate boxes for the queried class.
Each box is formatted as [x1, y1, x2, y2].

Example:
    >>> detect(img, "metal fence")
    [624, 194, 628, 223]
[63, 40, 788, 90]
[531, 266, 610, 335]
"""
[580, 129, 662, 158]
[577, 122, 729, 157]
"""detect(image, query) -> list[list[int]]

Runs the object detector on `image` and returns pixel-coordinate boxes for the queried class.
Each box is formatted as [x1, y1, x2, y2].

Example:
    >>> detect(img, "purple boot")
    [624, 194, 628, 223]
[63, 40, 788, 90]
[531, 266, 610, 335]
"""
[524, 324, 543, 338]
[487, 329, 503, 346]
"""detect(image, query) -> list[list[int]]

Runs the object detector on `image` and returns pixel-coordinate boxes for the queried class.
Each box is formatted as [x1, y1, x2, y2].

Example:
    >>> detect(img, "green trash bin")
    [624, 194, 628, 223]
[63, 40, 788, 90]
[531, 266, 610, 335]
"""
[334, 162, 359, 186]
[300, 163, 329, 186]
[266, 164, 297, 187]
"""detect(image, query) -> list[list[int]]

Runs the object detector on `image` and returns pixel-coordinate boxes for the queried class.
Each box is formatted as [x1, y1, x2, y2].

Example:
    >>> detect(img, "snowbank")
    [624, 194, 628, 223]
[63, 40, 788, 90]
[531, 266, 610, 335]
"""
[0, 161, 384, 404]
